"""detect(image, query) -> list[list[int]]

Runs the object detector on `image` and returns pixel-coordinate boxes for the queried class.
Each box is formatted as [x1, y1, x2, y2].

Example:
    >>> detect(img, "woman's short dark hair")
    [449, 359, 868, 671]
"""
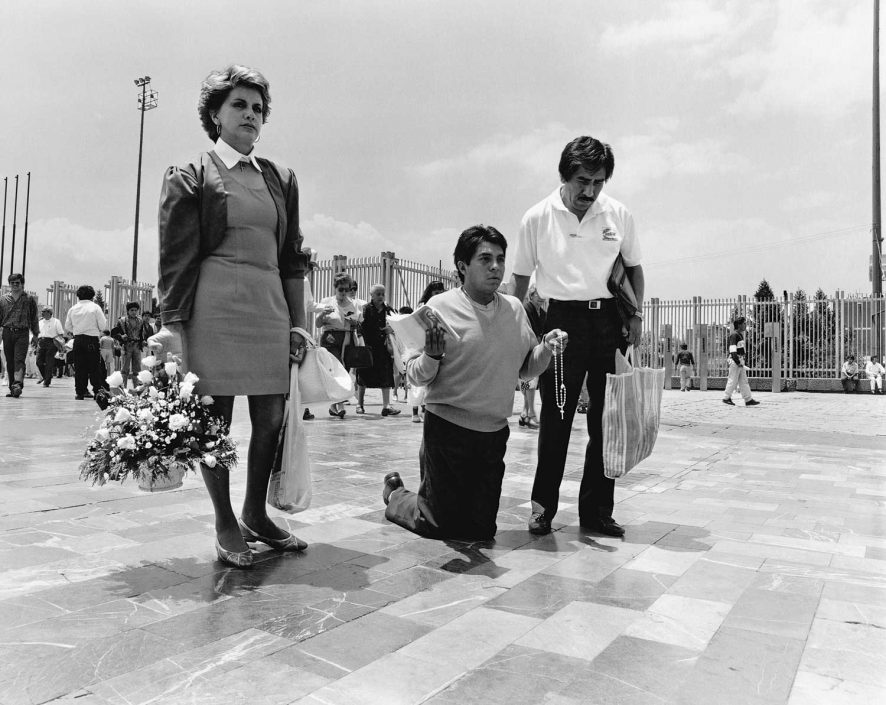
[558, 136, 615, 181]
[126, 301, 140, 311]
[198, 65, 272, 142]
[419, 281, 445, 304]
[453, 225, 507, 283]
[77, 285, 95, 300]
[333, 272, 354, 291]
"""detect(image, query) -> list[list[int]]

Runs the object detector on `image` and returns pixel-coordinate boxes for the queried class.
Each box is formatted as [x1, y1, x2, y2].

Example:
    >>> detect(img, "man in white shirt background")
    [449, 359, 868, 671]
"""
[64, 285, 109, 401]
[511, 136, 645, 538]
[36, 306, 65, 387]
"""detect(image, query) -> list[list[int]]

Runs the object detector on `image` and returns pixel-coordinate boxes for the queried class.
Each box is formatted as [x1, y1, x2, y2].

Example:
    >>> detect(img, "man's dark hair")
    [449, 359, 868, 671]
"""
[558, 136, 615, 181]
[733, 317, 746, 329]
[7, 273, 23, 284]
[126, 301, 141, 311]
[453, 225, 507, 283]
[680, 344, 688, 350]
[76, 285, 95, 300]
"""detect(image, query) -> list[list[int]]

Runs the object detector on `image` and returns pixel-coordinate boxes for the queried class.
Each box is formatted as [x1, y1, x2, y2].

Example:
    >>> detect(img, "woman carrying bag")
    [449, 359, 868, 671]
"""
[151, 64, 309, 568]
[316, 272, 361, 418]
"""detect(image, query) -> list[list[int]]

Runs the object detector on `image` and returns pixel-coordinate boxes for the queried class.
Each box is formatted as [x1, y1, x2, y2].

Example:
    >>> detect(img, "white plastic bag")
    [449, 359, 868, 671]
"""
[294, 328, 352, 404]
[267, 364, 312, 513]
[602, 346, 665, 479]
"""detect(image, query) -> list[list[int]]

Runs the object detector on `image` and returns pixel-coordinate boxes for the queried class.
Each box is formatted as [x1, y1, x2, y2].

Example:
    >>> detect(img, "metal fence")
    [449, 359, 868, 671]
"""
[45, 277, 155, 327]
[306, 251, 460, 333]
[637, 293, 886, 379]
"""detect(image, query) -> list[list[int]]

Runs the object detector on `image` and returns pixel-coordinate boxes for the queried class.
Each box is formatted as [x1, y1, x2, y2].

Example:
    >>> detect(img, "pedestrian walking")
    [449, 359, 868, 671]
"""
[723, 317, 760, 407]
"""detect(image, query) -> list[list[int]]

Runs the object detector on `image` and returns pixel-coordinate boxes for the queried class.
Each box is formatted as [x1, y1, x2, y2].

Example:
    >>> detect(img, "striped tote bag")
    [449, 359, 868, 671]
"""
[602, 346, 665, 479]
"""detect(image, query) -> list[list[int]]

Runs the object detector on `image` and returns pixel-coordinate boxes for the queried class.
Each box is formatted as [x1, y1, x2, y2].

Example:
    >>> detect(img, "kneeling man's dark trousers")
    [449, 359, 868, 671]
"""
[385, 411, 509, 540]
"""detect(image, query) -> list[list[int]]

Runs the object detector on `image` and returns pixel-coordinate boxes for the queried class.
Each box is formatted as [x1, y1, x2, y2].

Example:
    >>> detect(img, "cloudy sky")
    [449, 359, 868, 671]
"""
[1, 0, 882, 302]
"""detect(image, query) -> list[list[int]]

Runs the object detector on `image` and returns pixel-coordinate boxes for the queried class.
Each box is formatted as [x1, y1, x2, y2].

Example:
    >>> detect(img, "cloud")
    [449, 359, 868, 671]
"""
[600, 1, 759, 57]
[601, 1, 868, 119]
[409, 123, 572, 186]
[19, 218, 157, 304]
[301, 213, 398, 259]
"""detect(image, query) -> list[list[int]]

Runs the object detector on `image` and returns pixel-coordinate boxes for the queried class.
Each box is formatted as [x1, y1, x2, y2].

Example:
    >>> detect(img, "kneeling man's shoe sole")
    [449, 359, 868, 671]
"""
[382, 471, 404, 505]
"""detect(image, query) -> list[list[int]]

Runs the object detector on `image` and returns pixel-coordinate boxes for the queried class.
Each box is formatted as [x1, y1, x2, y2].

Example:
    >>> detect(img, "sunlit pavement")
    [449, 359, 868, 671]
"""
[0, 376, 884, 704]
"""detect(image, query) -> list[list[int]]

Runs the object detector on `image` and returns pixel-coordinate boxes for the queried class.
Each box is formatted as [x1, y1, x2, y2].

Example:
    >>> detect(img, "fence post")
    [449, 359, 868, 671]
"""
[764, 321, 781, 392]
[696, 323, 709, 391]
[333, 255, 348, 274]
[661, 324, 673, 389]
[381, 251, 395, 303]
[650, 297, 660, 371]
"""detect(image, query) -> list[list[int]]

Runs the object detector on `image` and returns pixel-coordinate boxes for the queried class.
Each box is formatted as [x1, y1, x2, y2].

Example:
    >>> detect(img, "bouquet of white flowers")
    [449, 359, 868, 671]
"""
[79, 355, 237, 486]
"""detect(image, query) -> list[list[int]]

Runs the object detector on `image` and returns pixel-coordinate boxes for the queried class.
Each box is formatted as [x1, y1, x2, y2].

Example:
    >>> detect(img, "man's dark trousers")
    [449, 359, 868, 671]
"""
[73, 334, 107, 397]
[531, 299, 627, 525]
[385, 411, 509, 540]
[36, 338, 56, 384]
[2, 328, 30, 391]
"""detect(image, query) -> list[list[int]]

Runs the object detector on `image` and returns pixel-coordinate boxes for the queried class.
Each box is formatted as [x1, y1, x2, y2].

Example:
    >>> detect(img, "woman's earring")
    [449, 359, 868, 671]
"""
[216, 123, 221, 136]
[254, 133, 261, 143]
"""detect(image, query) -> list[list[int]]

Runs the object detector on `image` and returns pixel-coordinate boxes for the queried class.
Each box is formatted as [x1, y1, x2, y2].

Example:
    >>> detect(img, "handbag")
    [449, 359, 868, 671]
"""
[602, 346, 665, 479]
[293, 328, 352, 404]
[342, 331, 374, 370]
[607, 253, 640, 326]
[267, 363, 312, 513]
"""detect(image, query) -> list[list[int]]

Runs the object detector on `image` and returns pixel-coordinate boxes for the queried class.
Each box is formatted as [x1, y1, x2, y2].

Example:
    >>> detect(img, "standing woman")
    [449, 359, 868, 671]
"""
[355, 284, 400, 416]
[153, 65, 309, 568]
[316, 272, 360, 418]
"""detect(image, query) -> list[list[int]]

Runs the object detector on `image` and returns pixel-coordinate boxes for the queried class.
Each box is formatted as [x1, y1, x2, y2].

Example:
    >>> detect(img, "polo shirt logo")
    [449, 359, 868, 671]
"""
[602, 227, 619, 241]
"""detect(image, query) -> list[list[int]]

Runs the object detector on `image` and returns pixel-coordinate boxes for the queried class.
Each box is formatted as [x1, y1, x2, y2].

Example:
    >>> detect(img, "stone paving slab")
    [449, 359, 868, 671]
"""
[0, 377, 883, 704]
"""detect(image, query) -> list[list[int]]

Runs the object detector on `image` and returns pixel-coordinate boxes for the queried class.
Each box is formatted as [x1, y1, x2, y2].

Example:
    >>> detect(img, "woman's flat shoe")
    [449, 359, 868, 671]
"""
[337, 408, 346, 418]
[381, 407, 401, 417]
[356, 405, 365, 414]
[215, 539, 254, 568]
[525, 416, 539, 429]
[239, 518, 307, 552]
[518, 414, 528, 427]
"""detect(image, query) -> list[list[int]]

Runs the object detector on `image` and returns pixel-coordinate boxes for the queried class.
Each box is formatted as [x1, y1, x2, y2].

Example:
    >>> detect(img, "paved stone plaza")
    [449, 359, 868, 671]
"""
[0, 379, 884, 705]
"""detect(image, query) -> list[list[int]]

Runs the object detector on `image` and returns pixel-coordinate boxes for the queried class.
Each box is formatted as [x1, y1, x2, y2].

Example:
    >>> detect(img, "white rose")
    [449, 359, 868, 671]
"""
[137, 370, 154, 384]
[114, 408, 133, 423]
[116, 435, 136, 450]
[106, 371, 124, 388]
[137, 408, 154, 424]
[168, 413, 189, 431]
[202, 454, 217, 468]
[140, 355, 157, 369]
[182, 371, 200, 386]
[200, 395, 214, 406]
[95, 428, 110, 442]
[148, 386, 159, 399]
[179, 383, 194, 401]
[164, 362, 178, 378]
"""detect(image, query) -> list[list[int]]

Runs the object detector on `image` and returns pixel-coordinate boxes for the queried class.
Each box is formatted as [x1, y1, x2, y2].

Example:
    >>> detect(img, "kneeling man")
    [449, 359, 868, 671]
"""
[383, 225, 567, 540]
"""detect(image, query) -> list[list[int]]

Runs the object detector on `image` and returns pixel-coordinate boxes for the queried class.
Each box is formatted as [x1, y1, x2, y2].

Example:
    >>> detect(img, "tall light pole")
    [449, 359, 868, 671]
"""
[875, 1, 884, 357]
[1, 177, 7, 281]
[21, 172, 31, 278]
[132, 76, 158, 282]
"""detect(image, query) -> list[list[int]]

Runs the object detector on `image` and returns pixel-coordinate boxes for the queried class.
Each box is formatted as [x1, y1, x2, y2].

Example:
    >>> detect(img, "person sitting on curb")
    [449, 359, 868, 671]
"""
[382, 225, 567, 541]
[866, 355, 884, 395]
[723, 317, 759, 407]
[840, 355, 860, 394]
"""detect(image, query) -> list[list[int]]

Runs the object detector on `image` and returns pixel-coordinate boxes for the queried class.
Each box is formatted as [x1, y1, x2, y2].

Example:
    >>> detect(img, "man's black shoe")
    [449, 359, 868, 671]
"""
[722, 398, 735, 406]
[382, 471, 404, 505]
[94, 389, 111, 411]
[745, 399, 760, 407]
[528, 512, 551, 535]
[583, 517, 625, 537]
[75, 395, 85, 400]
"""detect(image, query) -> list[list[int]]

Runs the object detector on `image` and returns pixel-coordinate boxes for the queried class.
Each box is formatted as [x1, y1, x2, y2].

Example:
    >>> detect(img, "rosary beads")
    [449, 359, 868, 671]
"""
[552, 333, 566, 420]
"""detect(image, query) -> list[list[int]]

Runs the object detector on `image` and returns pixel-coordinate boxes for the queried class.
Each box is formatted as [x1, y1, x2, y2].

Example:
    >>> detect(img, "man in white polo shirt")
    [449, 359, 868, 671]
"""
[511, 136, 644, 538]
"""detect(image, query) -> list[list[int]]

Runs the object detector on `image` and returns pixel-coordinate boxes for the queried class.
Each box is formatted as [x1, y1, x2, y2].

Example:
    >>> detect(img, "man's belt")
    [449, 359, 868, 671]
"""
[549, 298, 615, 310]
[3, 326, 30, 331]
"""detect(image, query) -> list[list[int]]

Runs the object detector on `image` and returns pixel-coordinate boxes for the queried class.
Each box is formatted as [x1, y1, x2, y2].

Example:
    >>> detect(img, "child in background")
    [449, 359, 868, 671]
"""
[866, 355, 884, 394]
[99, 329, 116, 377]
